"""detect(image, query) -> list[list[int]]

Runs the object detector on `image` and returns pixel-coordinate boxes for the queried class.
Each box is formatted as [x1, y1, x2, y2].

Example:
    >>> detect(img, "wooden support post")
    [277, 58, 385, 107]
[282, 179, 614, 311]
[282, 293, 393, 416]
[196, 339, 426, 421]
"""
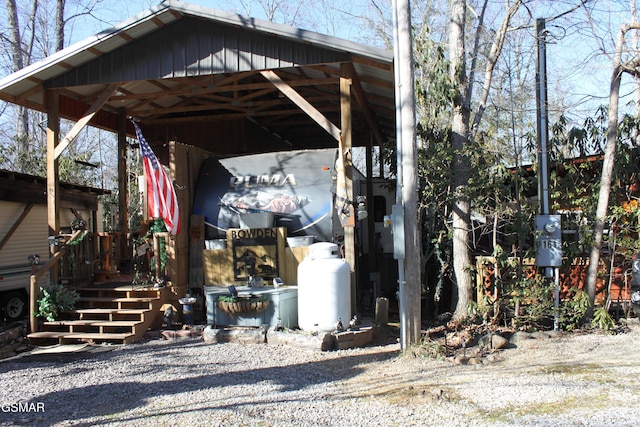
[46, 89, 60, 283]
[375, 297, 389, 327]
[365, 135, 379, 300]
[117, 109, 129, 266]
[340, 64, 357, 314]
[29, 274, 38, 333]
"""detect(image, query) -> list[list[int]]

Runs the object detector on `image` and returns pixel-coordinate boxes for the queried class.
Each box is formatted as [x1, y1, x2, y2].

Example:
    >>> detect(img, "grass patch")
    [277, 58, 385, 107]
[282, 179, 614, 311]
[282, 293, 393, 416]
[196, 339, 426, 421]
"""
[383, 385, 462, 406]
[539, 363, 600, 376]
[484, 396, 596, 423]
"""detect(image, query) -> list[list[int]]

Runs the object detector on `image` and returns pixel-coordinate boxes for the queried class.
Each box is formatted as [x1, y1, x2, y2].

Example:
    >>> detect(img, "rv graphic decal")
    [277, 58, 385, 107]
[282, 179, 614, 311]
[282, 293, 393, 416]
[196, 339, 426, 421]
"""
[229, 174, 297, 188]
[193, 149, 337, 241]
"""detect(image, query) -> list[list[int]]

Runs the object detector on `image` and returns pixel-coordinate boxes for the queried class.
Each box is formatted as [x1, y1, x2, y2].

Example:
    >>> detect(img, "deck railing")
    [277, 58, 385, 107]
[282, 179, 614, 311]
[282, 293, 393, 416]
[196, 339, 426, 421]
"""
[29, 230, 83, 333]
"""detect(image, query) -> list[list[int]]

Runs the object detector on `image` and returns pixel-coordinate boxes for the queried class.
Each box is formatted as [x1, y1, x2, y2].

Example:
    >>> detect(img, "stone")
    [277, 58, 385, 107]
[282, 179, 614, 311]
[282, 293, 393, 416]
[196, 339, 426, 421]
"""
[547, 330, 563, 339]
[160, 329, 200, 340]
[454, 355, 469, 365]
[509, 331, 533, 344]
[478, 332, 509, 351]
[531, 331, 553, 340]
[490, 334, 509, 350]
[484, 354, 499, 363]
[0, 324, 24, 347]
[203, 325, 267, 344]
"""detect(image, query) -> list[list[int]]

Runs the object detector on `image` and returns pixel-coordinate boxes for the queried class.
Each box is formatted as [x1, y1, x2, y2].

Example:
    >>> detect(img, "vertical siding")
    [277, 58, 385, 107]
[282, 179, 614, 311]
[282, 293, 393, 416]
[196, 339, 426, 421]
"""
[49, 17, 348, 87]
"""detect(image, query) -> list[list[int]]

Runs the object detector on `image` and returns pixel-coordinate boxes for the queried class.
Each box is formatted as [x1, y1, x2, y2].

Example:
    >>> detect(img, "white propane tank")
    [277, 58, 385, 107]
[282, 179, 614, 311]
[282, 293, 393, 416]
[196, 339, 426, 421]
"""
[297, 242, 351, 332]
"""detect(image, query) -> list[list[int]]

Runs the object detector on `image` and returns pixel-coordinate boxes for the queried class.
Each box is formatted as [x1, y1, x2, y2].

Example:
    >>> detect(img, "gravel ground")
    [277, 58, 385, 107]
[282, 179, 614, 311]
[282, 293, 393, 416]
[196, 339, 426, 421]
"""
[2, 321, 640, 427]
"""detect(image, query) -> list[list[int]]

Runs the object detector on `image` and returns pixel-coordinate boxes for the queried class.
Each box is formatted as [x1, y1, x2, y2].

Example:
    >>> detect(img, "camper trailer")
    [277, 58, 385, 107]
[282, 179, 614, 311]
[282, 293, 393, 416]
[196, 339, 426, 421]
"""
[0, 171, 104, 322]
[193, 149, 398, 305]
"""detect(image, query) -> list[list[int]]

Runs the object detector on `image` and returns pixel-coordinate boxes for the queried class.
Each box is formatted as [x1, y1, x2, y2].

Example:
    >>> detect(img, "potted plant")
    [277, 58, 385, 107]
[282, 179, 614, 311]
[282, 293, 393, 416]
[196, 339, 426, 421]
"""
[217, 294, 269, 315]
[34, 283, 80, 322]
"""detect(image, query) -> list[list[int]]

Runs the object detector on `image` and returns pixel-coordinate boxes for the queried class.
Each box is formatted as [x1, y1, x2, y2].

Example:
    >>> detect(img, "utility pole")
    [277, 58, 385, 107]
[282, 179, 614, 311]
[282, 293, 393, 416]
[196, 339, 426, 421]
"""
[392, 0, 421, 349]
[535, 18, 561, 331]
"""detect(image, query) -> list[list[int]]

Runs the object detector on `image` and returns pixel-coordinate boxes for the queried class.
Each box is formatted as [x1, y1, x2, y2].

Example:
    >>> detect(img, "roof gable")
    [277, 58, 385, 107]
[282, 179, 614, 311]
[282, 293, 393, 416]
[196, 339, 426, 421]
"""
[47, 16, 350, 88]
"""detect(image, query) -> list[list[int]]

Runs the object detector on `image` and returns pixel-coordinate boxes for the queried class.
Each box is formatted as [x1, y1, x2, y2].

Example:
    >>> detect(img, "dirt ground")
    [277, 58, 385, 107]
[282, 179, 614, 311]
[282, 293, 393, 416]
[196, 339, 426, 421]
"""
[336, 318, 640, 425]
[2, 318, 640, 425]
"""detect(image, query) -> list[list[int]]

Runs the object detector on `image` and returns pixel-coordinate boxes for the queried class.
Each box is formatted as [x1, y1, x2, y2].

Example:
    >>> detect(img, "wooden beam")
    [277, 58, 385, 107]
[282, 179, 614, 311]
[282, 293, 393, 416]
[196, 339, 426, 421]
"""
[54, 83, 119, 159]
[346, 62, 386, 147]
[109, 77, 338, 102]
[260, 70, 341, 141]
[0, 203, 33, 252]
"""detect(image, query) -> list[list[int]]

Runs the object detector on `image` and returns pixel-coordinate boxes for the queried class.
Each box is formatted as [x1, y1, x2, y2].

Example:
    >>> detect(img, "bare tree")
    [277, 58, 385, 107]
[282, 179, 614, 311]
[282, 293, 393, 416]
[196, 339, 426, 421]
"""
[584, 20, 640, 317]
[448, 0, 524, 320]
[5, 0, 37, 161]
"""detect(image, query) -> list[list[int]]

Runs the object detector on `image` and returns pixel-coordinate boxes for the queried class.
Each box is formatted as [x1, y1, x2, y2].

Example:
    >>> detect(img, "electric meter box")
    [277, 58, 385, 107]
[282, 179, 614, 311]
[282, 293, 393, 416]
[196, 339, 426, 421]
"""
[391, 204, 405, 260]
[535, 214, 562, 267]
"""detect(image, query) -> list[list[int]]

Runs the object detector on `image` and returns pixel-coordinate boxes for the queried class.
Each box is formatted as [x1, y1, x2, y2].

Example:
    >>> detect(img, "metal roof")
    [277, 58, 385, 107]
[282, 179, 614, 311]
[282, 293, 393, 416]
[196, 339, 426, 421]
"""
[0, 0, 396, 151]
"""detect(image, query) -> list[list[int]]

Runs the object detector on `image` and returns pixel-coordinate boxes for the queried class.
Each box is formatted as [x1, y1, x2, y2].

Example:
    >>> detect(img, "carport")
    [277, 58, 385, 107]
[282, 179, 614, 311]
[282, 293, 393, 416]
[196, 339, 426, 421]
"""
[0, 1, 398, 335]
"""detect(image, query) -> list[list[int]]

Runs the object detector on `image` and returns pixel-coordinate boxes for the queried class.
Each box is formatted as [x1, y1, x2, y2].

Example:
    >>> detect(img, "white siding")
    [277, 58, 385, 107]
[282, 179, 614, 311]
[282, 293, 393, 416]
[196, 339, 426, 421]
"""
[0, 202, 50, 293]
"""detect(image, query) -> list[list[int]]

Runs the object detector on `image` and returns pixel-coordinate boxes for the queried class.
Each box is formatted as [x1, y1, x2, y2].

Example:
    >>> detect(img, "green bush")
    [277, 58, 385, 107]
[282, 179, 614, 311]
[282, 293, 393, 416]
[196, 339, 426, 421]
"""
[35, 283, 80, 322]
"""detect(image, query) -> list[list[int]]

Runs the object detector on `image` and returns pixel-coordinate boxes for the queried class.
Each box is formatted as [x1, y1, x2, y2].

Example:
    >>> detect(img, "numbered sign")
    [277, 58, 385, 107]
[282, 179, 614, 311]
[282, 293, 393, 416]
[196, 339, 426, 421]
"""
[535, 214, 562, 267]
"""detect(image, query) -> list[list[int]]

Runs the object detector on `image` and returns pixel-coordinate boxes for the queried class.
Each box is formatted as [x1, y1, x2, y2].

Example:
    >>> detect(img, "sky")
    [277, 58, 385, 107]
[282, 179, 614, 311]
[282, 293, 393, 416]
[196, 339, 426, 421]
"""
[86, 1, 637, 121]
[2, 0, 637, 134]
[74, 0, 381, 47]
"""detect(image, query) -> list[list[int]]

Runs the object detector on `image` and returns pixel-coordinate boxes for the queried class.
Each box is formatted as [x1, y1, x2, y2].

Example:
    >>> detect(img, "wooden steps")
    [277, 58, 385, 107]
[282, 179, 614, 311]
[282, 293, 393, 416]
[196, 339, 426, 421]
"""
[27, 331, 136, 344]
[28, 283, 166, 345]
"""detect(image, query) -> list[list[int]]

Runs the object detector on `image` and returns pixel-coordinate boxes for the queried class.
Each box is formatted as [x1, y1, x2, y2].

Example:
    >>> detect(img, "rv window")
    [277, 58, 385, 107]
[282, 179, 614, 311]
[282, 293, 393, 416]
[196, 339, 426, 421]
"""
[374, 196, 386, 222]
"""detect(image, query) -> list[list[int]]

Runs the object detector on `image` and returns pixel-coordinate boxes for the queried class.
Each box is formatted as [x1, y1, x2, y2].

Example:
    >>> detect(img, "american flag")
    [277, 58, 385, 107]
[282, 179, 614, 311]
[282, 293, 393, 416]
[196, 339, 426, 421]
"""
[132, 120, 181, 235]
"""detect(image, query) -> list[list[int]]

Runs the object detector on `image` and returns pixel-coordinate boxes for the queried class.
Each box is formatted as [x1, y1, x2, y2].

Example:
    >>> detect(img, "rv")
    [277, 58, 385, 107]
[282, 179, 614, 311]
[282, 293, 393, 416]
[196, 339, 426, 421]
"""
[0, 171, 104, 322]
[193, 149, 398, 304]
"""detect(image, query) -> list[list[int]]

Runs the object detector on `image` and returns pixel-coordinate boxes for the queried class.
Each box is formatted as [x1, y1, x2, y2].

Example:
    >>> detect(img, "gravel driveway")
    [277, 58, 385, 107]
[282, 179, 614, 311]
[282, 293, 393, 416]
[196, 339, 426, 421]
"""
[1, 321, 640, 426]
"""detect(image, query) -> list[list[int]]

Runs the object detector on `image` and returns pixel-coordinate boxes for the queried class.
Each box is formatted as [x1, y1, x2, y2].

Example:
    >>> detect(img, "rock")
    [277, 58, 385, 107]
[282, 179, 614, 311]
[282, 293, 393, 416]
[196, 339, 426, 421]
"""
[478, 332, 509, 351]
[531, 331, 553, 340]
[160, 329, 201, 339]
[490, 334, 509, 350]
[547, 330, 563, 339]
[0, 323, 25, 347]
[202, 325, 267, 344]
[484, 353, 499, 363]
[509, 331, 533, 344]
[454, 355, 470, 365]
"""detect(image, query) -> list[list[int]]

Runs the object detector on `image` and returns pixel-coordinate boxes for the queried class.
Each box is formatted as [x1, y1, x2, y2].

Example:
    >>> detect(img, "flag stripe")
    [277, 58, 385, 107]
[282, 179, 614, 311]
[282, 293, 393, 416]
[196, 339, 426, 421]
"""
[133, 121, 181, 235]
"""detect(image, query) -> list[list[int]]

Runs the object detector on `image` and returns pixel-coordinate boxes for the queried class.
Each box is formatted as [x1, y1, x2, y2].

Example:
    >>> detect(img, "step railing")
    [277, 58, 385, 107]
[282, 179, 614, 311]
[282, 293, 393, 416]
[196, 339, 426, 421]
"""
[29, 229, 83, 333]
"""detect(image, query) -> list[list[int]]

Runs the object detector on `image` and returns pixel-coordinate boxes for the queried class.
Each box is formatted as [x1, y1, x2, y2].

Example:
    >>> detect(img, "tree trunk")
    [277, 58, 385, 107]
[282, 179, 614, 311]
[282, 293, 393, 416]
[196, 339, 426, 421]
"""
[6, 0, 23, 72]
[449, 0, 474, 319]
[55, 0, 66, 52]
[584, 22, 640, 318]
[6, 0, 29, 160]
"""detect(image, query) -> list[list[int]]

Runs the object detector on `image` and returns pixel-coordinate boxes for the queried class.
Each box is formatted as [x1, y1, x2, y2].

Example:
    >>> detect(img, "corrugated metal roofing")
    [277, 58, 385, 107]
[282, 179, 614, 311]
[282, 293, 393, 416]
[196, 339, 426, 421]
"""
[0, 0, 396, 151]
